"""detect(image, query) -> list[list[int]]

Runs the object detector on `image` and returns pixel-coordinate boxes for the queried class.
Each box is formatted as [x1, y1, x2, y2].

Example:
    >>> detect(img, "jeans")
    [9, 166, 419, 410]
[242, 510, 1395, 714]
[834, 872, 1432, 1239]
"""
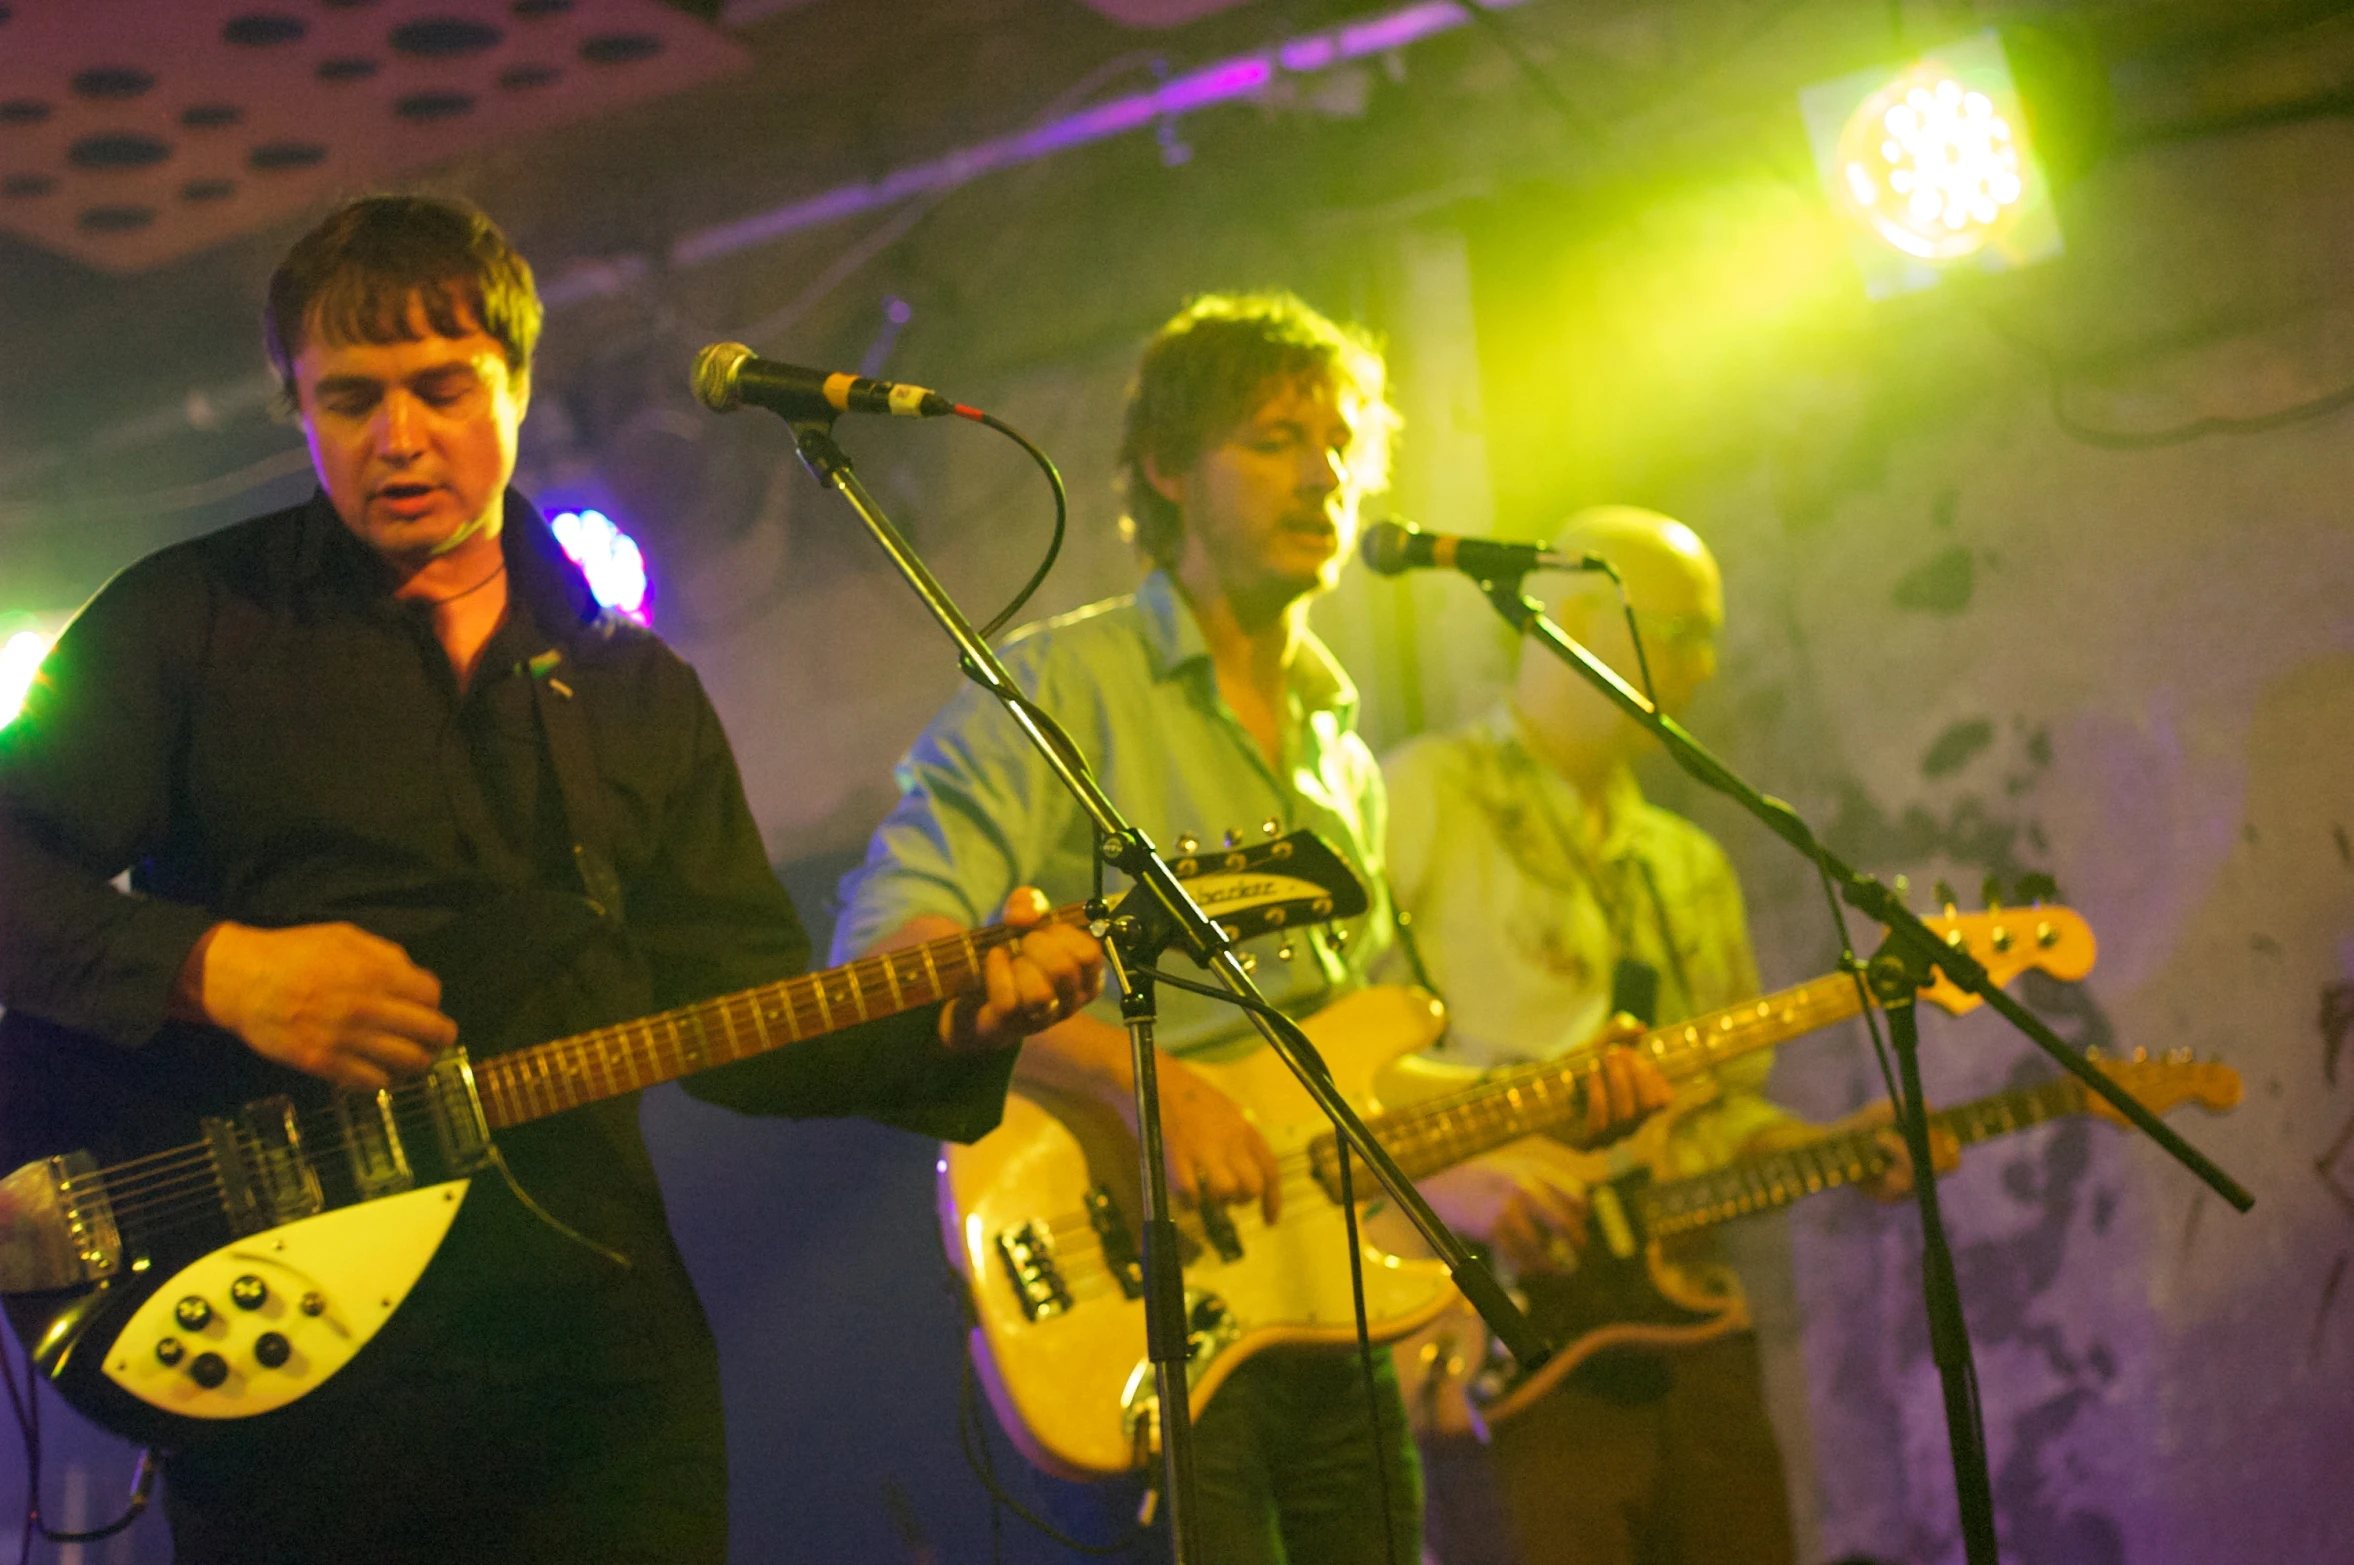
[1184, 1346, 1424, 1565]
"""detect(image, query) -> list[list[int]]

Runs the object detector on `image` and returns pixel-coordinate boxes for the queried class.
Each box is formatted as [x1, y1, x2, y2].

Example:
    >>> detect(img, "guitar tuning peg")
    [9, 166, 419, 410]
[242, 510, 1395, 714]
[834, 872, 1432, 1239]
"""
[1275, 942, 1295, 962]
[1238, 952, 1258, 973]
[1980, 875, 2004, 911]
[1261, 818, 1281, 837]
[2132, 1047, 2149, 1063]
[1932, 879, 1960, 913]
[1222, 828, 1239, 848]
[1893, 874, 1911, 903]
[1329, 926, 1349, 948]
[2167, 1047, 2192, 1064]
[1176, 834, 1199, 854]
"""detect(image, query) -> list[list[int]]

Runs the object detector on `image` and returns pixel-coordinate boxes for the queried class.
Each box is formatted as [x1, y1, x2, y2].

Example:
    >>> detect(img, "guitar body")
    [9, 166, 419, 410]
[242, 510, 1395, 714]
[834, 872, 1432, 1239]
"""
[943, 985, 1456, 1479]
[0, 891, 601, 1449]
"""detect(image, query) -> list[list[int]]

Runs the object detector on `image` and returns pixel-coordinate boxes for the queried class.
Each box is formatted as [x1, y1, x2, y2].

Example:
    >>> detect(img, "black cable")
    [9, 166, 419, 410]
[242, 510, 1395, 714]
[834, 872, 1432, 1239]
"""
[0, 1333, 156, 1560]
[1333, 1141, 1405, 1565]
[1455, 1, 1606, 147]
[964, 411, 1070, 639]
[1136, 965, 1403, 1564]
[949, 1278, 1144, 1560]
[2049, 369, 2354, 450]
[1591, 558, 1659, 712]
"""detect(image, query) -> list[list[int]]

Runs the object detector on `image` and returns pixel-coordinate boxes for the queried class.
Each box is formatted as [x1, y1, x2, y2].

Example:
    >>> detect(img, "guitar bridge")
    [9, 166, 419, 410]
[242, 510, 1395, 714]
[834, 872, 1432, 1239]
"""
[0, 1152, 121, 1292]
[995, 1221, 1072, 1321]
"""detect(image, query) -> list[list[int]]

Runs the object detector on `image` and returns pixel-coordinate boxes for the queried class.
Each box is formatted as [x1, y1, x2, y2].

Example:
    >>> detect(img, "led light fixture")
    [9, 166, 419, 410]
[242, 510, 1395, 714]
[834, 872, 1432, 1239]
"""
[550, 509, 652, 626]
[1, 629, 54, 728]
[1800, 32, 2060, 298]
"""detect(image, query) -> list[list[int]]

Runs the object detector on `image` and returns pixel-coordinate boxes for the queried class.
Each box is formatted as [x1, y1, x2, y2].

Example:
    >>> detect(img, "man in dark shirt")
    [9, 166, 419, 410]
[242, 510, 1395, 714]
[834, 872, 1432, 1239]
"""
[0, 194, 1099, 1562]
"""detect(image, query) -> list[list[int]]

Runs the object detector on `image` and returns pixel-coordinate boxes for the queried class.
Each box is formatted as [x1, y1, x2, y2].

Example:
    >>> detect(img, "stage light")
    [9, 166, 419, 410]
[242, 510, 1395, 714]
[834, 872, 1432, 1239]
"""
[549, 509, 652, 625]
[1800, 32, 2060, 299]
[1, 630, 52, 728]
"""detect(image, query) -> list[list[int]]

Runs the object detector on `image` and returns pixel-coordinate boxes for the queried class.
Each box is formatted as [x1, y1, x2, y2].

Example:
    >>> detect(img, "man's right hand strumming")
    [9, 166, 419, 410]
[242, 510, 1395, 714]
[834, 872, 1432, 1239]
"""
[174, 921, 459, 1090]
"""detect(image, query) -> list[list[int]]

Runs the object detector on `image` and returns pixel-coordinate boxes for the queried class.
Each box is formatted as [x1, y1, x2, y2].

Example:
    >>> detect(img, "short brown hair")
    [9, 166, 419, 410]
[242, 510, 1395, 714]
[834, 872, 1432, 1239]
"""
[1117, 292, 1398, 569]
[264, 193, 542, 402]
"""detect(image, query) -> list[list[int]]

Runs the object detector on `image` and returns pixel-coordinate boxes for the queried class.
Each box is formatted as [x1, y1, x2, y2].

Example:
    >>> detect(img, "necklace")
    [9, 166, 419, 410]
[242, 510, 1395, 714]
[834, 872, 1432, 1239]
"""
[416, 562, 507, 608]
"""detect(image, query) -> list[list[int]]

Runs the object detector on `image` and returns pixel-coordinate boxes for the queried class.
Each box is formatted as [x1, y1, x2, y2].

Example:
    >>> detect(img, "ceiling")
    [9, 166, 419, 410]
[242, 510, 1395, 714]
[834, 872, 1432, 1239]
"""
[0, 0, 748, 272]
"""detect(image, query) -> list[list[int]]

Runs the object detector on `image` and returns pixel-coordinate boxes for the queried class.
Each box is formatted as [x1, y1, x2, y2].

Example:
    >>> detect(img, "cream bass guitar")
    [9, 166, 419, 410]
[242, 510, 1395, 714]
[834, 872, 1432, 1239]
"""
[943, 901, 2095, 1478]
[0, 832, 1363, 1448]
[1397, 1050, 2241, 1438]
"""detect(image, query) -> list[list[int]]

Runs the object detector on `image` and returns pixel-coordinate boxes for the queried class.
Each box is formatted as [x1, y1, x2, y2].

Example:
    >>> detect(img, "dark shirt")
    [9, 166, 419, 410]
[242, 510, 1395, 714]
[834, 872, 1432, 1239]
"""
[0, 490, 1014, 1560]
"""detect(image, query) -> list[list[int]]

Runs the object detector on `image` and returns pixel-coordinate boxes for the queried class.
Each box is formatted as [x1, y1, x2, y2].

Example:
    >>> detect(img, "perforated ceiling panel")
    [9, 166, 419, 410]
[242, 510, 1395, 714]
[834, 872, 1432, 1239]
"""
[0, 1, 747, 272]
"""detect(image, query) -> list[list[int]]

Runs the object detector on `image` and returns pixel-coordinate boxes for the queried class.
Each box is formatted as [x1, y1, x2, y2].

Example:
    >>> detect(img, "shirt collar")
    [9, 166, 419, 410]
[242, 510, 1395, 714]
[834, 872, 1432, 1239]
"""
[290, 487, 603, 647]
[1136, 568, 1359, 723]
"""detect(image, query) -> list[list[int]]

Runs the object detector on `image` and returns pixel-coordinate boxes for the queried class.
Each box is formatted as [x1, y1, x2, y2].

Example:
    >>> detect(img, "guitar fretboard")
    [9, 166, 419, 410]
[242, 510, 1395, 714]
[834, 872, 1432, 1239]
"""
[469, 912, 1082, 1130]
[1313, 973, 1873, 1196]
[1641, 1076, 2089, 1237]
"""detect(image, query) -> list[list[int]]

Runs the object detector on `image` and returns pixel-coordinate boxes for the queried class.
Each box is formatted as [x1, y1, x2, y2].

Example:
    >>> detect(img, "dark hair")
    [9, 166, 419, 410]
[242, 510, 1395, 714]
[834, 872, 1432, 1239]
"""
[263, 193, 542, 403]
[1116, 291, 1398, 570]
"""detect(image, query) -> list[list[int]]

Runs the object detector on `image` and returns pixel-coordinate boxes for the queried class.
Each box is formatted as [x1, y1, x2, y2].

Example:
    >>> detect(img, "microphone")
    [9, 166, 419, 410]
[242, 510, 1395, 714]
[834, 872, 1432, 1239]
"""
[1359, 519, 1607, 580]
[691, 341, 961, 421]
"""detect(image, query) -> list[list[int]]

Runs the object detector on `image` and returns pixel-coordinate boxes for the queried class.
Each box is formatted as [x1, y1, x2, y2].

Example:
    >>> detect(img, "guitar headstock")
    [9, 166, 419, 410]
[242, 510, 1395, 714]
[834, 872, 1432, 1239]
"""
[1148, 830, 1370, 946]
[1915, 901, 2097, 1014]
[2084, 1050, 2245, 1125]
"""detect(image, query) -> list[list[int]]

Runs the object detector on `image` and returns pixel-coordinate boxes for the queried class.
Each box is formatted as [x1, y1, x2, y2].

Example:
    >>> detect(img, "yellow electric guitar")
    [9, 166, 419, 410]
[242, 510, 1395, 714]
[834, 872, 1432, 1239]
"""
[1397, 1050, 2243, 1439]
[0, 831, 1363, 1449]
[944, 901, 2095, 1478]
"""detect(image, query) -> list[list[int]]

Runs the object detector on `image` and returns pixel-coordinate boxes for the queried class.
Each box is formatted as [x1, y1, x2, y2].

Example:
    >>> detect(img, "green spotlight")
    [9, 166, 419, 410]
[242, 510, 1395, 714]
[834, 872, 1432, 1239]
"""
[1800, 32, 2061, 298]
[0, 625, 56, 728]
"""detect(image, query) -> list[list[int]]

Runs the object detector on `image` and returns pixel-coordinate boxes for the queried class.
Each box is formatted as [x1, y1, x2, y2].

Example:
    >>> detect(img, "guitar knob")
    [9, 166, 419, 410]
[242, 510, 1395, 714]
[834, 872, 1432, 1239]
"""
[252, 1332, 291, 1370]
[174, 1296, 213, 1330]
[154, 1338, 184, 1367]
[189, 1352, 229, 1390]
[230, 1275, 268, 1311]
[1222, 829, 1239, 847]
[299, 1292, 327, 1318]
[1261, 818, 1280, 837]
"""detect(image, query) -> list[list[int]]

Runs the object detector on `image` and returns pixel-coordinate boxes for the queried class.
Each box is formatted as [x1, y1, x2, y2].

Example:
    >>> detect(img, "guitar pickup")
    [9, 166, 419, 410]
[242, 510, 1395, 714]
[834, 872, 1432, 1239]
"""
[332, 1087, 414, 1198]
[995, 1221, 1072, 1321]
[422, 1052, 492, 1177]
[1589, 1179, 1641, 1261]
[206, 1096, 324, 1236]
[1197, 1201, 1245, 1264]
[1084, 1186, 1144, 1300]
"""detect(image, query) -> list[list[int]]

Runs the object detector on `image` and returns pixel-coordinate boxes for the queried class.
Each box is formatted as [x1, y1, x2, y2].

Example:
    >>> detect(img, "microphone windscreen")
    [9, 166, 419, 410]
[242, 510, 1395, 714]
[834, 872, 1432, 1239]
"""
[691, 341, 755, 412]
[1360, 520, 1415, 576]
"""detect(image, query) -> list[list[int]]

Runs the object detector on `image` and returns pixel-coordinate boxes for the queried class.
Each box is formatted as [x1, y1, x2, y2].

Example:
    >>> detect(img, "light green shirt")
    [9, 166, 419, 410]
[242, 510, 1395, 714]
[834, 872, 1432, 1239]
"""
[1383, 703, 1790, 1173]
[834, 570, 1390, 1059]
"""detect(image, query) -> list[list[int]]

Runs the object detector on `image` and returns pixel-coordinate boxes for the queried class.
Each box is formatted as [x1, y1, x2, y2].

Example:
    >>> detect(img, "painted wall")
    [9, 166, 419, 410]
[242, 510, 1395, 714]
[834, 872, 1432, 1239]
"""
[3, 3, 2351, 1561]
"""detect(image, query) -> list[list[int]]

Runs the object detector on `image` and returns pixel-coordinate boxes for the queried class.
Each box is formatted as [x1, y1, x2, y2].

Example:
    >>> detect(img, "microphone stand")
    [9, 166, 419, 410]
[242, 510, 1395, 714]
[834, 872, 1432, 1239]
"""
[1467, 571, 2252, 1565]
[776, 418, 1556, 1562]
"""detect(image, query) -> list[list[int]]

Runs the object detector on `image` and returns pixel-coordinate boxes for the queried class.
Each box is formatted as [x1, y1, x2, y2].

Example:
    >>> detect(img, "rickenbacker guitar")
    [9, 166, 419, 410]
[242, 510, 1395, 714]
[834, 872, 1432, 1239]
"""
[0, 831, 1365, 1448]
[944, 901, 2095, 1479]
[1396, 1050, 2243, 1439]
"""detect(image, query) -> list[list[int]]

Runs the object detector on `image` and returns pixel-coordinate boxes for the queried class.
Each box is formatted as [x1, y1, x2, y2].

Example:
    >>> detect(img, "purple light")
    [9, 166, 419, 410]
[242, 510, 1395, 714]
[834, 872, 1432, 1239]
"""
[550, 509, 651, 625]
[665, 0, 1524, 271]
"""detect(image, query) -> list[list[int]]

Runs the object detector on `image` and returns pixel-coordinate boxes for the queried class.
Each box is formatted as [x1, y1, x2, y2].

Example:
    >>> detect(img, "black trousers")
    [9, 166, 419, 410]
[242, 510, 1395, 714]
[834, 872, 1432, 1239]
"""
[161, 1350, 728, 1565]
[1421, 1333, 1796, 1565]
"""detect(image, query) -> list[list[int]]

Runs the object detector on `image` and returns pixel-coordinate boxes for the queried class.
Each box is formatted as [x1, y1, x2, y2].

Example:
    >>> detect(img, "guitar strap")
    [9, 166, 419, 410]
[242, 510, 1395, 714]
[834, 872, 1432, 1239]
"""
[525, 648, 628, 931]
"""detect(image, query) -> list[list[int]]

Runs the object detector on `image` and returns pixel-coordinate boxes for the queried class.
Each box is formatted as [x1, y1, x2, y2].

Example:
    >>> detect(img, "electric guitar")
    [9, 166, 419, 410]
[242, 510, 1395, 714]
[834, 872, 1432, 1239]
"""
[944, 901, 2095, 1479]
[0, 831, 1365, 1448]
[1395, 1050, 2243, 1438]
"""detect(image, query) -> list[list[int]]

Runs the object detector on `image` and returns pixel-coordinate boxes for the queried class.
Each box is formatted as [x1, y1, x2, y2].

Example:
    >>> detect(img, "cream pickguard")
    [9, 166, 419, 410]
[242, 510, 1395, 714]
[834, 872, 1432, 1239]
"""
[96, 1180, 469, 1419]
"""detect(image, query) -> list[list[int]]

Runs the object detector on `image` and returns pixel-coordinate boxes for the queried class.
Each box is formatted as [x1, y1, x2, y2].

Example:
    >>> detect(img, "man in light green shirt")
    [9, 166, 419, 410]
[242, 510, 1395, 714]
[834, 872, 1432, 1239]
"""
[1390, 507, 1943, 1565]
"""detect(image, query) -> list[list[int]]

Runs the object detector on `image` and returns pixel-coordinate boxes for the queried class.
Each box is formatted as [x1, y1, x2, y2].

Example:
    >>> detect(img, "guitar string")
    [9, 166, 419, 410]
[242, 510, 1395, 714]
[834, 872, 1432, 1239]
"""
[66, 922, 1039, 1232]
[1024, 981, 1867, 1247]
[1033, 1077, 2097, 1291]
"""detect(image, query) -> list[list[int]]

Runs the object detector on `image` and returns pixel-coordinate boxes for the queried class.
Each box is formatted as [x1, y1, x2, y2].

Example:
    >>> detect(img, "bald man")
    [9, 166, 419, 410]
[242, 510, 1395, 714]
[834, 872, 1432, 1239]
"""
[1387, 508, 1937, 1565]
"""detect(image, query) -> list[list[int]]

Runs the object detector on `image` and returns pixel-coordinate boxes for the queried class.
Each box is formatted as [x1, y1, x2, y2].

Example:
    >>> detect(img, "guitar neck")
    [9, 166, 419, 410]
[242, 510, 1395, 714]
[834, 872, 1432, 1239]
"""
[1640, 1076, 2090, 1239]
[1333, 973, 1873, 1191]
[470, 905, 1090, 1130]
